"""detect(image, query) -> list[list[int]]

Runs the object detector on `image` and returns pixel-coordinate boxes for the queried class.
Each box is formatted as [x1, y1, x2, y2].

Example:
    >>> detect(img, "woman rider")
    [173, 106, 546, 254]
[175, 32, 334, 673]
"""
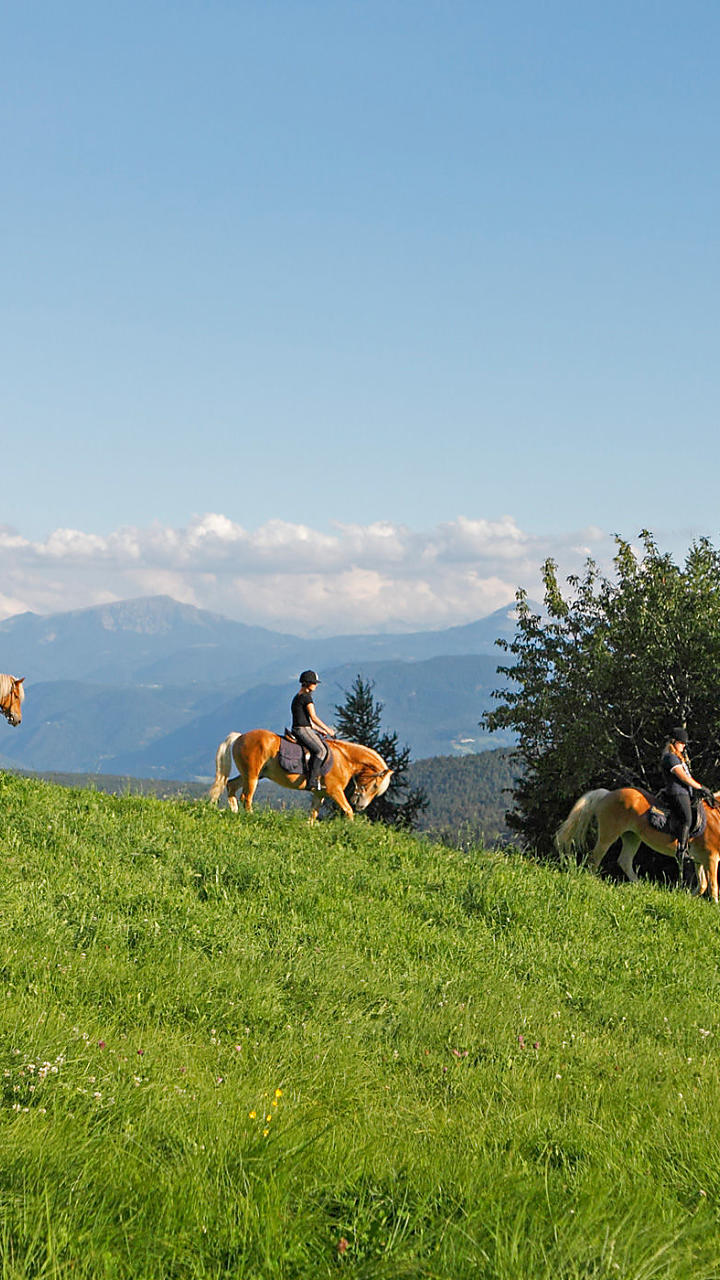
[660, 728, 713, 862]
[291, 670, 334, 792]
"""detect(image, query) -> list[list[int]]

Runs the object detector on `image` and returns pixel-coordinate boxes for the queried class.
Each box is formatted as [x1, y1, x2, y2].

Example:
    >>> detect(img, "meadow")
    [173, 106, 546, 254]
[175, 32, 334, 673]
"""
[1, 772, 720, 1278]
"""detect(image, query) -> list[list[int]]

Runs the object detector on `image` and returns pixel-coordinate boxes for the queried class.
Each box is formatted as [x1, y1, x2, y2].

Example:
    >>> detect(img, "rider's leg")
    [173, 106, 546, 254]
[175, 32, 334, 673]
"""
[295, 726, 326, 790]
[669, 790, 692, 863]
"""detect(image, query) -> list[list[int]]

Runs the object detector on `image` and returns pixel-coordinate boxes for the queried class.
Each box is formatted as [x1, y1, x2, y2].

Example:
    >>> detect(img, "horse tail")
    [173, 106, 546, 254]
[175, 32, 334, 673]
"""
[555, 789, 610, 857]
[208, 732, 243, 804]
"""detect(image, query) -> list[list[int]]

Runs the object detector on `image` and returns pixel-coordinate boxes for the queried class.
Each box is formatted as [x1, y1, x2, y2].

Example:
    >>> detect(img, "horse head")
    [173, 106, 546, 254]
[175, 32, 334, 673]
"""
[2, 676, 25, 727]
[352, 766, 394, 811]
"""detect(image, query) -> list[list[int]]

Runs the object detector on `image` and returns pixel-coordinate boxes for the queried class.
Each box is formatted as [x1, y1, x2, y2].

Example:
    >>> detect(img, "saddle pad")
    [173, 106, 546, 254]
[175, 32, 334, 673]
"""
[278, 736, 333, 778]
[647, 797, 707, 840]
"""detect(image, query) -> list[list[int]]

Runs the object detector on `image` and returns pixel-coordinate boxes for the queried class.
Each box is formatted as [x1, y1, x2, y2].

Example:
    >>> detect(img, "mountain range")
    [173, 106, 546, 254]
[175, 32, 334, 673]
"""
[0, 595, 518, 778]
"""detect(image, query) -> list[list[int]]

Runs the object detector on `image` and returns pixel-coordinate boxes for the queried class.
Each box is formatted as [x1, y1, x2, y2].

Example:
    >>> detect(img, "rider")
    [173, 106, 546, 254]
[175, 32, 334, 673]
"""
[291, 670, 334, 792]
[660, 728, 713, 863]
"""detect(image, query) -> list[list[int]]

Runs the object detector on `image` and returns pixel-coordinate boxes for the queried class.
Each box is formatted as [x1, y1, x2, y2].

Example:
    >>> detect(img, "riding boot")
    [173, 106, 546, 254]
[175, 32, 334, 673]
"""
[307, 759, 323, 792]
[681, 855, 698, 892]
[676, 838, 690, 871]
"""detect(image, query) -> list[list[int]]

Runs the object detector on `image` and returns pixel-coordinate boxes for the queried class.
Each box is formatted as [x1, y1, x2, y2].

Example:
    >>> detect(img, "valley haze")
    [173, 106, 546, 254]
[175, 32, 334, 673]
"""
[0, 595, 518, 778]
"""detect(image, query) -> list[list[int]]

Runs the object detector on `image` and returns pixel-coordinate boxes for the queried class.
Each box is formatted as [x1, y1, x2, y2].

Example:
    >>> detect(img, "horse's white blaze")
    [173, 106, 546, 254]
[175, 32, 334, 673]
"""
[376, 770, 392, 798]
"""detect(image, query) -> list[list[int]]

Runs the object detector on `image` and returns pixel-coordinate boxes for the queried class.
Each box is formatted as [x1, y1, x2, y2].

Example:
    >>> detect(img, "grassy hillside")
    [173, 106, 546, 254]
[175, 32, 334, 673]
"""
[12, 750, 521, 841]
[1, 773, 720, 1277]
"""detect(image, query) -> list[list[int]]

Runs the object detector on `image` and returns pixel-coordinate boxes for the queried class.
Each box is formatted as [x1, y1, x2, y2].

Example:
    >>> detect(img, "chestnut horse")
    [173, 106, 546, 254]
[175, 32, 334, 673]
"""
[0, 675, 25, 727]
[555, 786, 720, 900]
[209, 730, 393, 824]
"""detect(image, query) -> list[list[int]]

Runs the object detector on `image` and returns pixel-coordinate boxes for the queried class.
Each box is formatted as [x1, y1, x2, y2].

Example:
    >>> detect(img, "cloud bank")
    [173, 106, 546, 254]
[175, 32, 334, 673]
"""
[0, 514, 614, 634]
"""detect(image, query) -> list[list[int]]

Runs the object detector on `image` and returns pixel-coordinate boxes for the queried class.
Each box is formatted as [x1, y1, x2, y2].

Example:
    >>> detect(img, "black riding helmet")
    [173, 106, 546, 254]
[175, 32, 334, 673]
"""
[299, 669, 320, 686]
[670, 726, 689, 744]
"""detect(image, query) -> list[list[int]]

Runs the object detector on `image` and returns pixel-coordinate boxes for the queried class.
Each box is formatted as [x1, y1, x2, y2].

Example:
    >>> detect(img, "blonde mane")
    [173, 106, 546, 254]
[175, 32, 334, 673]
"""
[334, 738, 388, 778]
[0, 674, 24, 704]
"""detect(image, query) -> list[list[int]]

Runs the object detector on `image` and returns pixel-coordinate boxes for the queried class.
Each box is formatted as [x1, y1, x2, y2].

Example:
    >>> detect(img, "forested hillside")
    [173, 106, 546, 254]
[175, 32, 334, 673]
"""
[410, 748, 520, 843]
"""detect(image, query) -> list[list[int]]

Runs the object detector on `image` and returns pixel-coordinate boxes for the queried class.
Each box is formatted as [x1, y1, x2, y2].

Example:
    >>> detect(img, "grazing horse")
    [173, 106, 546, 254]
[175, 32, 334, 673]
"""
[0, 675, 25, 727]
[209, 729, 393, 823]
[555, 786, 720, 901]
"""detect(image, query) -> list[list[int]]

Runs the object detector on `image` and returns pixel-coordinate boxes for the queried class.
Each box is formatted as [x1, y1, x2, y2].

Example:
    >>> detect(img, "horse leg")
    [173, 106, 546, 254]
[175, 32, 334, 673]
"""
[227, 776, 242, 814]
[588, 832, 611, 873]
[241, 773, 259, 814]
[324, 779, 355, 821]
[617, 834, 641, 883]
[308, 793, 325, 826]
[587, 806, 631, 874]
[227, 765, 256, 814]
[706, 851, 720, 903]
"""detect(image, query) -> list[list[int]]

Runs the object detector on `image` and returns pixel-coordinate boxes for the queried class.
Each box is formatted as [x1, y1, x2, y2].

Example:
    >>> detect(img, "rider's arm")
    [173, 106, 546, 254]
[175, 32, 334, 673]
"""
[671, 763, 704, 791]
[306, 701, 333, 735]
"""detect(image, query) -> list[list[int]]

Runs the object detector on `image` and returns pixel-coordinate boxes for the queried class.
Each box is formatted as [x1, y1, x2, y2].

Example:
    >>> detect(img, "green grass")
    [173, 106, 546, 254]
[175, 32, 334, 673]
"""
[1, 772, 720, 1278]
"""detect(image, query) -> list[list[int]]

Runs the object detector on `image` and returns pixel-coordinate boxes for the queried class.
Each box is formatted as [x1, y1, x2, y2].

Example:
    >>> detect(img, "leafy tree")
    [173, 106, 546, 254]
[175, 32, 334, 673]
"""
[334, 675, 429, 829]
[483, 533, 720, 858]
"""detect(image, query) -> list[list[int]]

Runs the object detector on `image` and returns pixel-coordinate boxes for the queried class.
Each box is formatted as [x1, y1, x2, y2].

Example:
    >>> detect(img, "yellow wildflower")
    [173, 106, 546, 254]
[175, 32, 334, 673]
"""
[248, 1111, 256, 1119]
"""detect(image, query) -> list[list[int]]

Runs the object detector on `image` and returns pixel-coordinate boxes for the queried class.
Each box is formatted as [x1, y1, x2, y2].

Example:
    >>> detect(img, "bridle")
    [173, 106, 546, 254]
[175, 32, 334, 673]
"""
[350, 767, 386, 808]
[1, 682, 21, 726]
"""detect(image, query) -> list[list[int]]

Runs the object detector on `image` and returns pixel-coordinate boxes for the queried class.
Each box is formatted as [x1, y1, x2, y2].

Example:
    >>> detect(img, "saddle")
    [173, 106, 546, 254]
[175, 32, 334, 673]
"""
[646, 789, 707, 841]
[278, 730, 333, 780]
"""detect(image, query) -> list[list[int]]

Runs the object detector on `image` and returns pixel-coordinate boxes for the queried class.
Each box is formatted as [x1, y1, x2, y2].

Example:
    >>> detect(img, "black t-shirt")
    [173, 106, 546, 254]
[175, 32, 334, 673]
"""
[661, 749, 690, 792]
[291, 690, 314, 728]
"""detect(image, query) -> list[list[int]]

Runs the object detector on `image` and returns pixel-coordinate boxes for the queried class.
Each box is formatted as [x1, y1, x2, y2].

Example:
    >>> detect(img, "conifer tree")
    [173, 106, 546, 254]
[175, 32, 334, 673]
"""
[334, 675, 428, 829]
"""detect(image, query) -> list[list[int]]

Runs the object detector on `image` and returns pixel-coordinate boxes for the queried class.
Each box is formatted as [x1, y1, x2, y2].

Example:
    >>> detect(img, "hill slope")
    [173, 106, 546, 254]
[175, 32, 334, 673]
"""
[1, 773, 718, 1278]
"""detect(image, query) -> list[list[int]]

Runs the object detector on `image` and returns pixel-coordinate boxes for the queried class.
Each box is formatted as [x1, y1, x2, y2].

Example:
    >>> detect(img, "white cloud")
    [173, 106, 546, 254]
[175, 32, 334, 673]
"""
[0, 514, 616, 633]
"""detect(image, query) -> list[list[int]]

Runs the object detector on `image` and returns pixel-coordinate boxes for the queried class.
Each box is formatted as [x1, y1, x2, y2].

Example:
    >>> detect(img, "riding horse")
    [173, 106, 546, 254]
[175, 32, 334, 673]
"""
[555, 786, 720, 900]
[0, 675, 25, 727]
[209, 730, 393, 823]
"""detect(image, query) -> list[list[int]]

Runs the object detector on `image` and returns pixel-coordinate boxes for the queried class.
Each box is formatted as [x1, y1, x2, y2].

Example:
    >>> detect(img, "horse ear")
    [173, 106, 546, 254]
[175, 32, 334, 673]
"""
[16, 677, 25, 685]
[383, 768, 393, 778]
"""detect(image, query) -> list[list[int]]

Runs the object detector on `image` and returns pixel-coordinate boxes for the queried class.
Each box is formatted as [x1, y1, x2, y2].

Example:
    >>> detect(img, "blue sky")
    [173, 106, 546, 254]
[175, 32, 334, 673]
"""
[2, 1, 719, 630]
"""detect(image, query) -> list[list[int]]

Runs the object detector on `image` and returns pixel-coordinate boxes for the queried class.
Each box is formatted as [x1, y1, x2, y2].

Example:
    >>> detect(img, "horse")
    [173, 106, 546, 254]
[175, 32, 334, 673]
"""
[0, 675, 25, 727]
[208, 729, 393, 824]
[555, 786, 720, 901]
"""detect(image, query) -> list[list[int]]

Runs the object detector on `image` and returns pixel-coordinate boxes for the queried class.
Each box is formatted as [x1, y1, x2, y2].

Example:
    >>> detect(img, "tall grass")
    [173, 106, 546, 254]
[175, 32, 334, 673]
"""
[1, 772, 719, 1277]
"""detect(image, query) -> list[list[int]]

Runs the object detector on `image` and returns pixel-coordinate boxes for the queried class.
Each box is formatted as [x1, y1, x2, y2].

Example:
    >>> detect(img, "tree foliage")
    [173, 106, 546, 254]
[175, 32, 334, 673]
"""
[483, 533, 720, 857]
[408, 750, 520, 845]
[334, 675, 429, 829]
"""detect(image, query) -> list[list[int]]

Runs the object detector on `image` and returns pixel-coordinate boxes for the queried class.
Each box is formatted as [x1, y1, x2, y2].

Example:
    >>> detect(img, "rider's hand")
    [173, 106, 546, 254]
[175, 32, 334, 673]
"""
[701, 785, 716, 806]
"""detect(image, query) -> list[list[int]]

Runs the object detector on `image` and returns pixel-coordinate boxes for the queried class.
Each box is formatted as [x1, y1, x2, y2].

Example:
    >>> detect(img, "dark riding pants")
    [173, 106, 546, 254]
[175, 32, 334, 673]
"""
[293, 726, 327, 789]
[667, 787, 692, 850]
